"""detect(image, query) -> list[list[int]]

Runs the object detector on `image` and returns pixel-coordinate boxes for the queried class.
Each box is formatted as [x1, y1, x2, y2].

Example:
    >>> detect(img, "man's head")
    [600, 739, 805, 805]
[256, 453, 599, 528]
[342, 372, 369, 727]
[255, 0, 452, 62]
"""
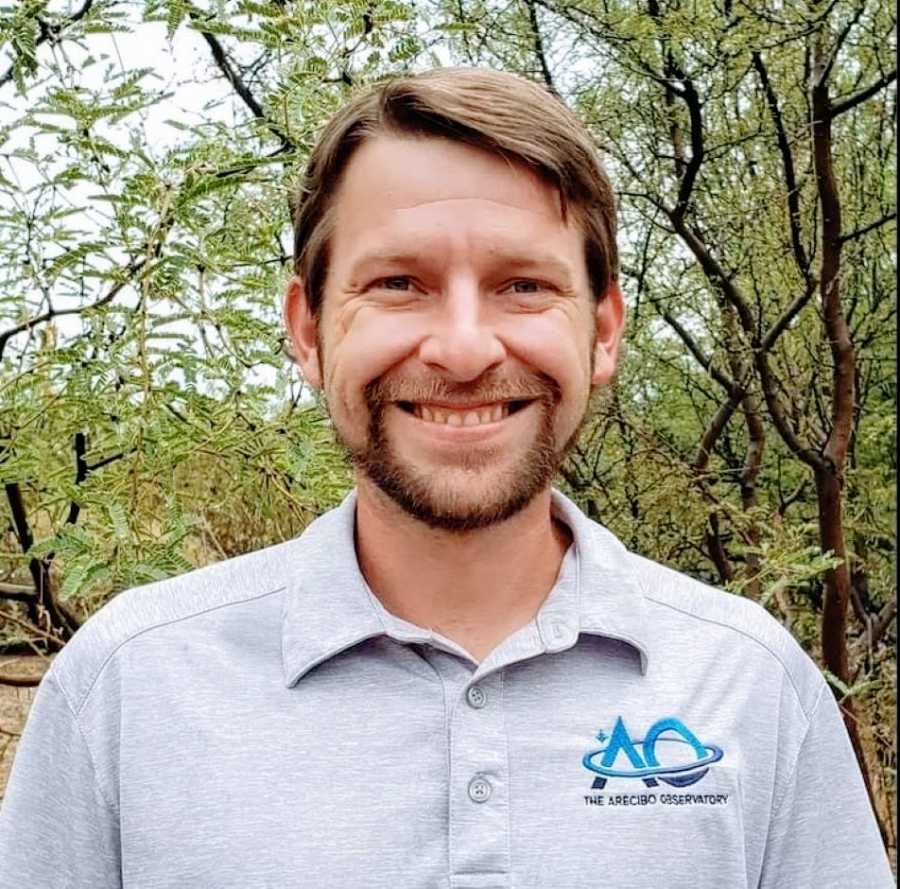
[284, 67, 625, 532]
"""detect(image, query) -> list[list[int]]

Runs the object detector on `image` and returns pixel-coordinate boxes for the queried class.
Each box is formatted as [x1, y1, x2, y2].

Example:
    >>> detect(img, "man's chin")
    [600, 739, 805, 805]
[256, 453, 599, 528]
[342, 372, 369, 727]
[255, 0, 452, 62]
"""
[351, 445, 560, 533]
[370, 476, 543, 533]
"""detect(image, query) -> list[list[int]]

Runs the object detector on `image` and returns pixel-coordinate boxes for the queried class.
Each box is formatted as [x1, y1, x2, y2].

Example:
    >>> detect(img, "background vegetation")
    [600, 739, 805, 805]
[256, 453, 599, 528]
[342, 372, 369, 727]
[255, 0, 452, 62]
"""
[1, 0, 895, 858]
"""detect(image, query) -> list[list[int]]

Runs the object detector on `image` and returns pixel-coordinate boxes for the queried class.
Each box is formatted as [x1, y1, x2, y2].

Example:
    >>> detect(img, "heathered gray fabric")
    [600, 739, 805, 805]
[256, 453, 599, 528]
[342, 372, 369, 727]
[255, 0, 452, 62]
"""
[0, 487, 892, 888]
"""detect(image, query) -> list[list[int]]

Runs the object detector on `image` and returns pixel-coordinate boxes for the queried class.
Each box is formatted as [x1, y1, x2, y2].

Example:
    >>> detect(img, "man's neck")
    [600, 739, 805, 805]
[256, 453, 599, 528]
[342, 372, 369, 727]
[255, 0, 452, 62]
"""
[353, 477, 573, 662]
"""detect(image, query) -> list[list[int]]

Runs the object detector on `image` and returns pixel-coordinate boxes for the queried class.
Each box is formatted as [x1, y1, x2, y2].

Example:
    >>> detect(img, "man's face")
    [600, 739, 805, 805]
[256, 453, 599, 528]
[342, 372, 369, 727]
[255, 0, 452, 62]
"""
[285, 134, 624, 532]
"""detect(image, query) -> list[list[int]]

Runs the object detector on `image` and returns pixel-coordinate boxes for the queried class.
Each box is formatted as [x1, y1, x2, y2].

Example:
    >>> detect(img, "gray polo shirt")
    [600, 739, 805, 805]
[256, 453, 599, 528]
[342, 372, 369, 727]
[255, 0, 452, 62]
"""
[0, 487, 892, 888]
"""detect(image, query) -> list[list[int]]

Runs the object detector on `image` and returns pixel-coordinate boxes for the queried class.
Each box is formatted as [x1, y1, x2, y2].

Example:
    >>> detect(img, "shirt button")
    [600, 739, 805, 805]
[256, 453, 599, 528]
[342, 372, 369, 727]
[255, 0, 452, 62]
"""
[468, 776, 493, 803]
[466, 685, 487, 709]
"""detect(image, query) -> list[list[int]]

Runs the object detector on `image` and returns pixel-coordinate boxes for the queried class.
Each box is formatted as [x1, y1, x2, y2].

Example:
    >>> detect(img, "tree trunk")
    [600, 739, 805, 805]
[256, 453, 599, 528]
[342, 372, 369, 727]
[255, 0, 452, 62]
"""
[808, 20, 884, 844]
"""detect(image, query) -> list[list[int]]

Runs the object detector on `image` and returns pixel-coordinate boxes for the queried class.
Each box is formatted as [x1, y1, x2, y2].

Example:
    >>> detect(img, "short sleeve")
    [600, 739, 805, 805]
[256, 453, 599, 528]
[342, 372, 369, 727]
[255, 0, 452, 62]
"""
[758, 681, 893, 888]
[0, 671, 121, 888]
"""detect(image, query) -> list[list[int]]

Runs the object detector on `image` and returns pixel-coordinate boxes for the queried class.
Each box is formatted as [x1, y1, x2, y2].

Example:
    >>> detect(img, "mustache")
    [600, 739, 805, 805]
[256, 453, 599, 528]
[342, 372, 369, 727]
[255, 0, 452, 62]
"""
[365, 373, 559, 406]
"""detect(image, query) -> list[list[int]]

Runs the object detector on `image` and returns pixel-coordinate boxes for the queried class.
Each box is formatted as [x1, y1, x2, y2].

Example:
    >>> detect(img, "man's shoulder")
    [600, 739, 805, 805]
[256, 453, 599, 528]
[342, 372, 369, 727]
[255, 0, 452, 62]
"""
[624, 549, 825, 718]
[49, 535, 303, 712]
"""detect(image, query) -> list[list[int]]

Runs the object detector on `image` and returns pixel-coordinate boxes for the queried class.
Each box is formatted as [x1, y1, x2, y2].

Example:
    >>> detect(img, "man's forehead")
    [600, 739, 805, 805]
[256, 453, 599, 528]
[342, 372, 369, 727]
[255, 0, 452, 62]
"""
[334, 133, 565, 220]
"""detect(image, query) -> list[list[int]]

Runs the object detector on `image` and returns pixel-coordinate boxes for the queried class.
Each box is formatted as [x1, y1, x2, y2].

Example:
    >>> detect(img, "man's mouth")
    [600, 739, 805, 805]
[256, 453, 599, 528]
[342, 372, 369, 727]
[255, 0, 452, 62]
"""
[395, 399, 534, 427]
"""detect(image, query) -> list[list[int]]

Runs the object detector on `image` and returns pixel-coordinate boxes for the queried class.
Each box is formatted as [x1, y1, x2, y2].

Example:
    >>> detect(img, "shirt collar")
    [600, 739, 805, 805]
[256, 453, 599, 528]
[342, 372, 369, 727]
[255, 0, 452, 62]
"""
[281, 487, 649, 687]
[543, 487, 649, 673]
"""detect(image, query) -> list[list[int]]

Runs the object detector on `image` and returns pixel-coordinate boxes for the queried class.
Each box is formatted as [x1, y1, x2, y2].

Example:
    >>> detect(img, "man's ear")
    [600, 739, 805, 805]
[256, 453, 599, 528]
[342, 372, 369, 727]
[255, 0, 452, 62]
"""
[283, 275, 323, 390]
[591, 280, 626, 386]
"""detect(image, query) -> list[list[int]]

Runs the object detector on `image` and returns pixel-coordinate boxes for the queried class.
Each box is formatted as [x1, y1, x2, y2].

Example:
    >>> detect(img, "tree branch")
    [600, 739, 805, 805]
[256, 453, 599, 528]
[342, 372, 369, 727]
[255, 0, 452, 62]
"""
[62, 432, 88, 527]
[0, 673, 41, 688]
[0, 582, 34, 596]
[522, 0, 559, 97]
[869, 598, 897, 649]
[672, 79, 705, 222]
[756, 349, 822, 468]
[692, 392, 743, 473]
[760, 279, 818, 353]
[705, 511, 735, 585]
[192, 16, 264, 117]
[0, 0, 94, 90]
[658, 308, 737, 395]
[190, 10, 295, 151]
[0, 258, 144, 362]
[812, 46, 854, 471]
[839, 211, 896, 244]
[830, 68, 897, 118]
[778, 477, 807, 517]
[752, 51, 811, 279]
[4, 480, 78, 644]
[0, 582, 35, 604]
[86, 450, 129, 473]
[666, 216, 756, 334]
[812, 1, 866, 90]
[0, 608, 67, 646]
[534, 0, 676, 91]
[646, 0, 705, 221]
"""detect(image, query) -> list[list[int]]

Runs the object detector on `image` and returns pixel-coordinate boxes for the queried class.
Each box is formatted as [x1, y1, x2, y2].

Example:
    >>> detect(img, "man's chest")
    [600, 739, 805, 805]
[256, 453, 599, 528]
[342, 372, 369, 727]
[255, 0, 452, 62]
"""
[116, 642, 762, 889]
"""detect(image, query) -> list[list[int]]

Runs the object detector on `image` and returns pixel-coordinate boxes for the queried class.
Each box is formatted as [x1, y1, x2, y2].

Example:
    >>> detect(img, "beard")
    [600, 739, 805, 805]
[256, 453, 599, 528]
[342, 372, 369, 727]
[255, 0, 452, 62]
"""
[325, 365, 596, 535]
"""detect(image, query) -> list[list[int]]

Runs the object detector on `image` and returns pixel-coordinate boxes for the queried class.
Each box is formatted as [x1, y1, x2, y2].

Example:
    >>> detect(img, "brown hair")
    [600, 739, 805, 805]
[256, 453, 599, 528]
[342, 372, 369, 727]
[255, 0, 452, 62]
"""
[291, 67, 618, 320]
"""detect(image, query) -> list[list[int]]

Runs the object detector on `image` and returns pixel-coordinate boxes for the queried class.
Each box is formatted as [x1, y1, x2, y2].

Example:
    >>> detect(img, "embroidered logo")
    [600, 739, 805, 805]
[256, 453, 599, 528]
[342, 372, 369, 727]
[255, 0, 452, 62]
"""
[583, 716, 724, 792]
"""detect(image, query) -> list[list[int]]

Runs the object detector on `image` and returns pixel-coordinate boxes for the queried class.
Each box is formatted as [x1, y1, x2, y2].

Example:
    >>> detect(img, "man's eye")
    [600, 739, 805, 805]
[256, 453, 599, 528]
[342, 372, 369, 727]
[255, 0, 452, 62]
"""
[371, 277, 545, 295]
[377, 276, 411, 291]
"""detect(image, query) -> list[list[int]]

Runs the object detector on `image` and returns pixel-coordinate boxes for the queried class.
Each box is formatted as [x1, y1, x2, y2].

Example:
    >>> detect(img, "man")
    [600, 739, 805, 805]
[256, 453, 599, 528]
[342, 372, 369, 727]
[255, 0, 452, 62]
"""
[0, 68, 892, 888]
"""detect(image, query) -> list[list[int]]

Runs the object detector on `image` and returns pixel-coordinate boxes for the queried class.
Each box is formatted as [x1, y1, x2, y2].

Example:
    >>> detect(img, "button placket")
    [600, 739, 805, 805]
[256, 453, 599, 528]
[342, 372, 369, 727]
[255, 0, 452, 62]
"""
[449, 672, 510, 884]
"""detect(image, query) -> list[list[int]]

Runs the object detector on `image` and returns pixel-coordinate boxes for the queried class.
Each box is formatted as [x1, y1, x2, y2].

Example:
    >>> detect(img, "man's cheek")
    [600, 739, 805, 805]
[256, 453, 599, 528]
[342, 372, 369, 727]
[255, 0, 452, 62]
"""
[338, 324, 423, 387]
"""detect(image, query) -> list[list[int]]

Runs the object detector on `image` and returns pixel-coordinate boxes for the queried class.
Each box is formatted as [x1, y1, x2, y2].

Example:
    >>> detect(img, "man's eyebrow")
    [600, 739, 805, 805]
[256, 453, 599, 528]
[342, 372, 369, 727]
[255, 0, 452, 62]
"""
[489, 252, 575, 281]
[348, 250, 421, 275]
[348, 249, 576, 283]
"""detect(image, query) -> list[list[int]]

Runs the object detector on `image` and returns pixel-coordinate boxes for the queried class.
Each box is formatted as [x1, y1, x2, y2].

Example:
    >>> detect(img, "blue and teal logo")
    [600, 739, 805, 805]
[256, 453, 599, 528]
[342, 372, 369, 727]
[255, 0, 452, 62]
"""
[583, 716, 723, 789]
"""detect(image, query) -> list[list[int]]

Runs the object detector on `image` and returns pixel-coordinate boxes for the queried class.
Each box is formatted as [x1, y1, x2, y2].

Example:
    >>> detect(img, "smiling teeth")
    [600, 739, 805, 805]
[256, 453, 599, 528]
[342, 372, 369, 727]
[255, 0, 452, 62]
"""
[414, 403, 509, 425]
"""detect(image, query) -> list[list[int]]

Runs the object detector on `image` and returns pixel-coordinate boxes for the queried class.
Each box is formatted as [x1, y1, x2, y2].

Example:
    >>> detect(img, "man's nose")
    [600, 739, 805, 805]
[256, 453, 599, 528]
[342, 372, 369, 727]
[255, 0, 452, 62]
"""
[416, 282, 506, 382]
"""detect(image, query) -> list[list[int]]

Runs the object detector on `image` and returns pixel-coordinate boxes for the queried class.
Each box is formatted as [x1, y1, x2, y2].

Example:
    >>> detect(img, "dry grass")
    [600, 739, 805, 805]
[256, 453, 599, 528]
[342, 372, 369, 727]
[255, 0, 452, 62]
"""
[0, 657, 50, 801]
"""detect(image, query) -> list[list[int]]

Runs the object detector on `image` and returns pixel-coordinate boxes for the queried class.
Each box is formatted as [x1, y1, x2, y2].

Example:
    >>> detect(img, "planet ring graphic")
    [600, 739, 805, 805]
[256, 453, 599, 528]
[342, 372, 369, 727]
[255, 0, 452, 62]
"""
[582, 737, 724, 779]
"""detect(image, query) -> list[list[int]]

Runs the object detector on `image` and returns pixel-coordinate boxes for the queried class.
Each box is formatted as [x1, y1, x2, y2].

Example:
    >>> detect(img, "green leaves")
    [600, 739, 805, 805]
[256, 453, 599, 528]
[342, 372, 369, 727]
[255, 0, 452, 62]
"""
[1, 0, 48, 91]
[823, 669, 882, 704]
